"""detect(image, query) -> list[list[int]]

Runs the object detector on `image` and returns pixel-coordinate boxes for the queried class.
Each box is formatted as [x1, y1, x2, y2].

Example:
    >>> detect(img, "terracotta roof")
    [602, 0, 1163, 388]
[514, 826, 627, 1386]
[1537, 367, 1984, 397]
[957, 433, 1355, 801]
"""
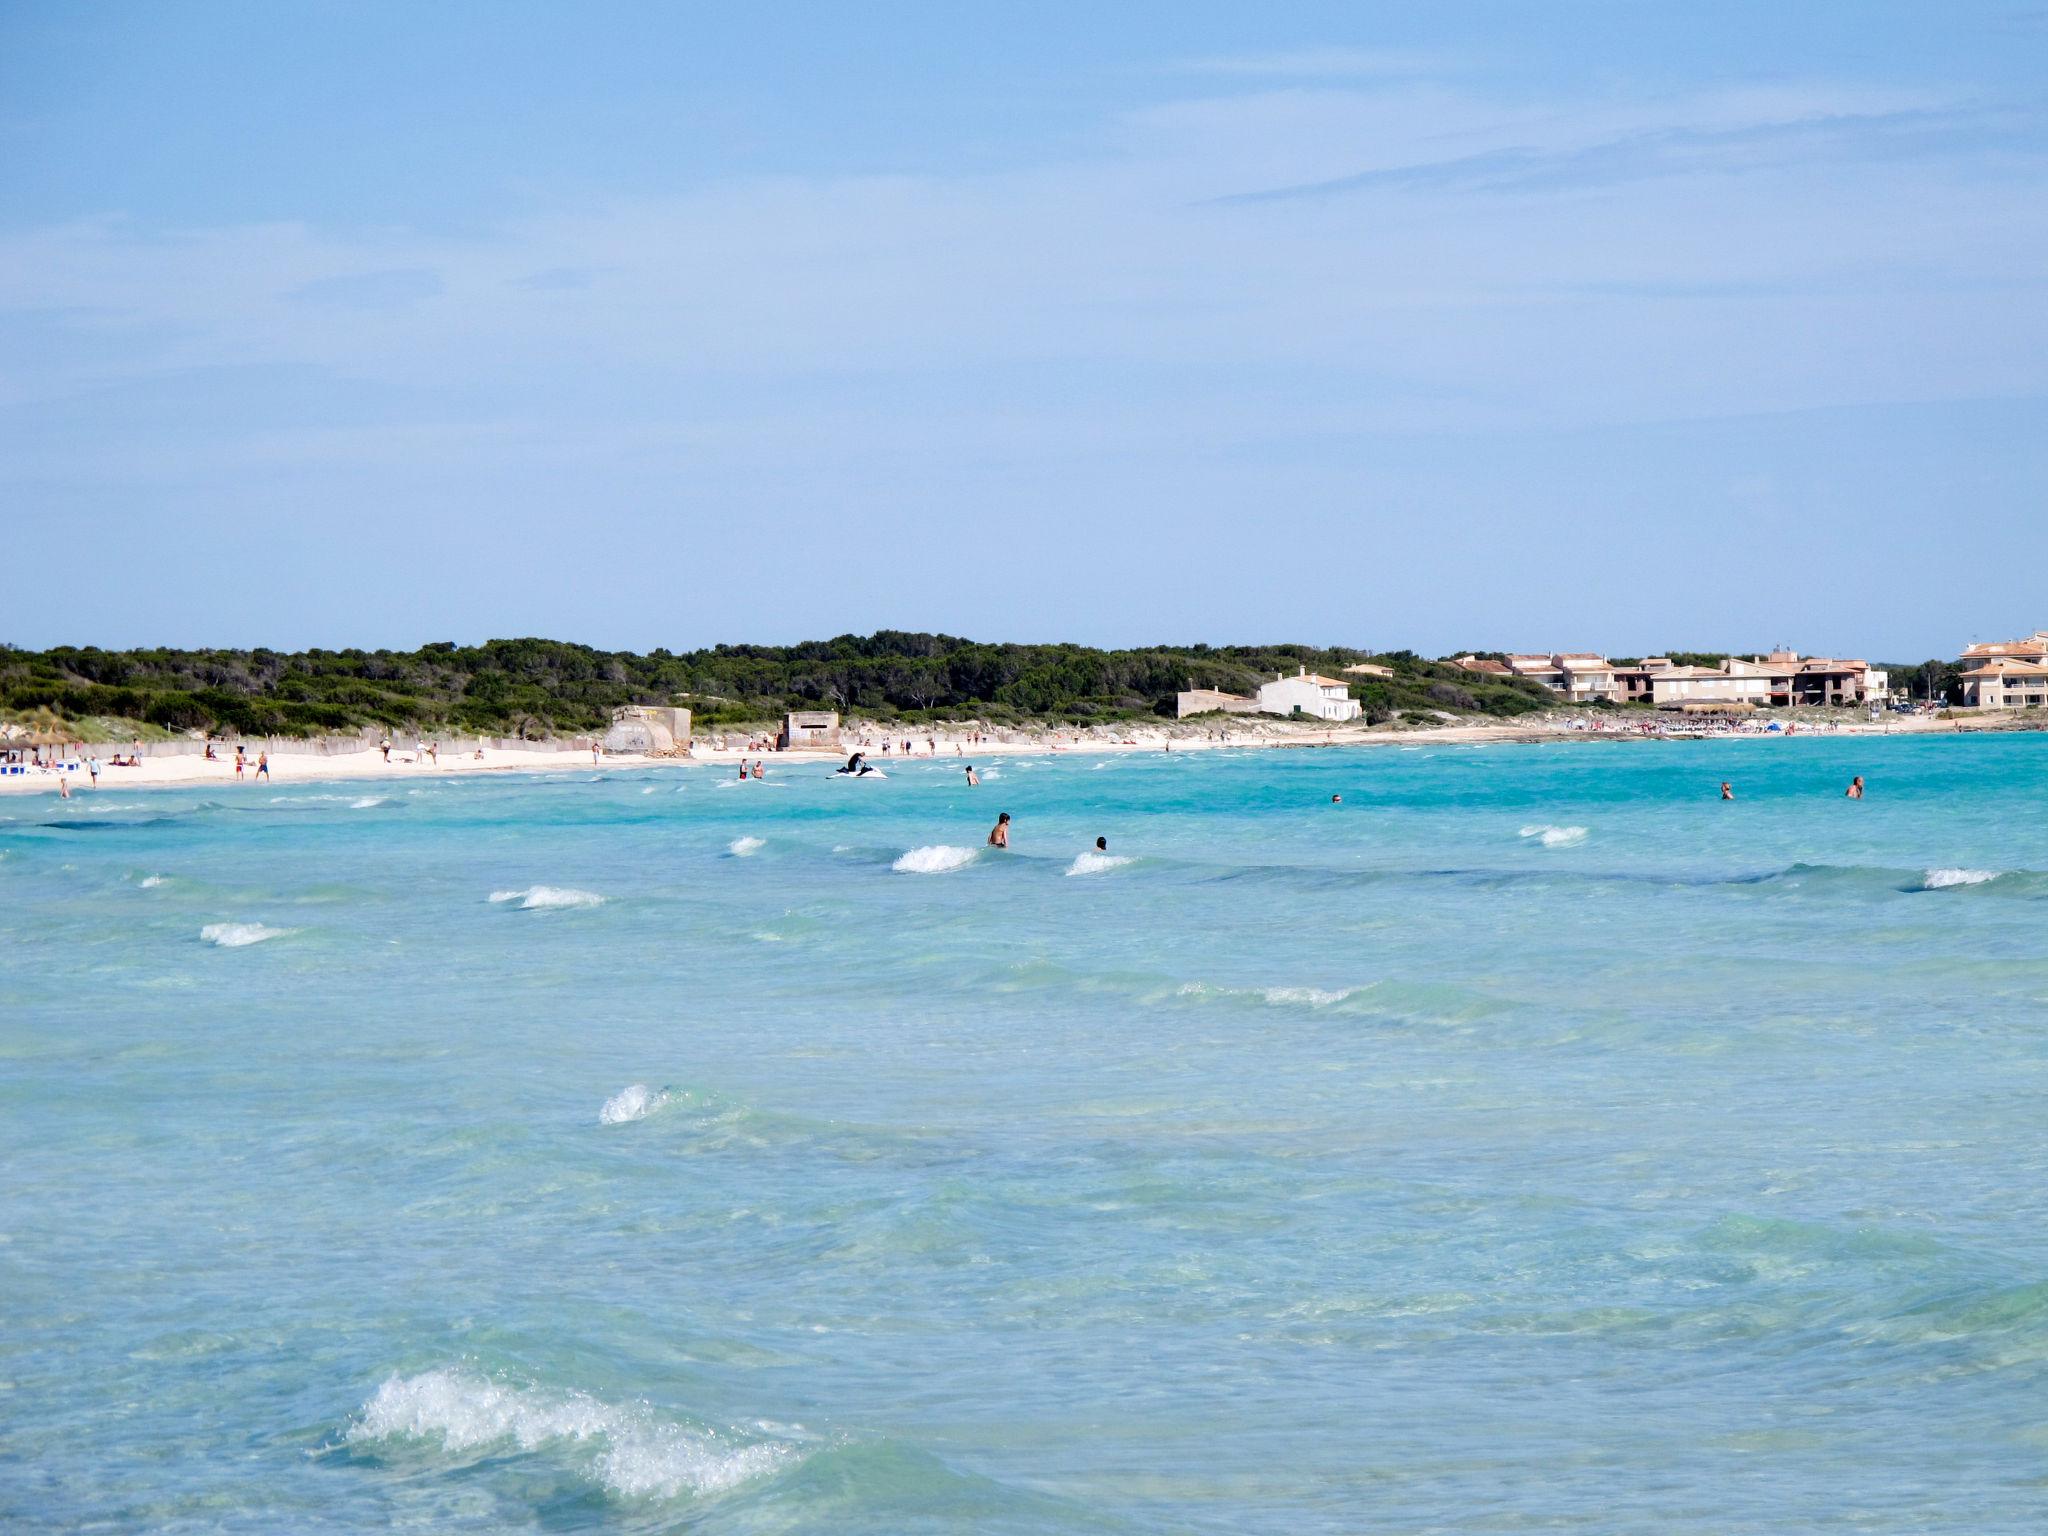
[1961, 638, 2048, 659]
[1963, 660, 2048, 678]
[1454, 657, 1512, 675]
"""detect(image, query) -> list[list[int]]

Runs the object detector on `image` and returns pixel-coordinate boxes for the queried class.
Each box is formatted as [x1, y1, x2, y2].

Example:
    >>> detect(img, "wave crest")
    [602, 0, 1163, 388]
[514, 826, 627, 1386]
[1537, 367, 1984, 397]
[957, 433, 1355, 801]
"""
[489, 886, 604, 910]
[1065, 852, 1133, 877]
[200, 922, 288, 948]
[1519, 824, 1588, 848]
[600, 1084, 669, 1124]
[348, 1367, 794, 1500]
[1922, 867, 2001, 890]
[727, 836, 764, 857]
[892, 845, 978, 874]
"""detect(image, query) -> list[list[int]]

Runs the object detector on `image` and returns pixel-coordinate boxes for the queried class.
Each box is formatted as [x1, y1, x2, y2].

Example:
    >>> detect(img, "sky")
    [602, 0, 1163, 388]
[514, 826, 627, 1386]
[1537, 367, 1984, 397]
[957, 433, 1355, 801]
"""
[4, 1, 2047, 659]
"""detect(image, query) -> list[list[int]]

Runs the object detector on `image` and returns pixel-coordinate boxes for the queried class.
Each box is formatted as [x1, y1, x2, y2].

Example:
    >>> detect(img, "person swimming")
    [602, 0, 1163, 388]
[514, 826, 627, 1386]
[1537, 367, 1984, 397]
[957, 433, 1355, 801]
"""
[987, 812, 1011, 848]
[1721, 782, 1734, 800]
[1094, 836, 1107, 852]
[1846, 775, 1865, 799]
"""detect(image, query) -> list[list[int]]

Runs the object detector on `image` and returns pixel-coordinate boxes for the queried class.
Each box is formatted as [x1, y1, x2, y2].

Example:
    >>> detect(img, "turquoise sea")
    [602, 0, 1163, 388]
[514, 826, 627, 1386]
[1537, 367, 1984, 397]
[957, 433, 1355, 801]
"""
[4, 735, 2047, 1533]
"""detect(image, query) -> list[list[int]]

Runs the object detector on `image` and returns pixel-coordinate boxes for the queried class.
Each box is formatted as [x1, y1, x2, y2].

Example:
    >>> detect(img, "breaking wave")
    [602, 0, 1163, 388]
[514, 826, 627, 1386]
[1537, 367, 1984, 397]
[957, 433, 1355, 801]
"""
[892, 845, 978, 875]
[728, 836, 764, 857]
[1519, 824, 1588, 848]
[1065, 852, 1133, 877]
[1921, 867, 2001, 890]
[489, 886, 605, 910]
[600, 1084, 669, 1125]
[139, 874, 167, 889]
[349, 796, 387, 810]
[348, 1367, 795, 1500]
[200, 922, 288, 948]
[1178, 981, 1360, 1009]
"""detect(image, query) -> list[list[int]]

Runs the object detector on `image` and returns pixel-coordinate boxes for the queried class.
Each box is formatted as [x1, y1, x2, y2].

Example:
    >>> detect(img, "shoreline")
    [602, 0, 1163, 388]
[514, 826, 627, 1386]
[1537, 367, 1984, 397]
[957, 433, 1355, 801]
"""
[1, 710, 2032, 798]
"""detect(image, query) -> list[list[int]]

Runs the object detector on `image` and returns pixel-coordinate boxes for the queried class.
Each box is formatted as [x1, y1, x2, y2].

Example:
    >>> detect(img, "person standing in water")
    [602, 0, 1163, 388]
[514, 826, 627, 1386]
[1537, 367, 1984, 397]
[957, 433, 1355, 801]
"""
[1094, 836, 1108, 852]
[1846, 775, 1865, 799]
[965, 765, 980, 785]
[1720, 782, 1734, 800]
[987, 812, 1011, 848]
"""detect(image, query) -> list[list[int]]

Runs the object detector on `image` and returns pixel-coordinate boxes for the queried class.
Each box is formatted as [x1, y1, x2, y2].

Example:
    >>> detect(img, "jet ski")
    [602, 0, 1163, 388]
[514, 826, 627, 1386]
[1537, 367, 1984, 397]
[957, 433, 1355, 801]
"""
[832, 752, 887, 779]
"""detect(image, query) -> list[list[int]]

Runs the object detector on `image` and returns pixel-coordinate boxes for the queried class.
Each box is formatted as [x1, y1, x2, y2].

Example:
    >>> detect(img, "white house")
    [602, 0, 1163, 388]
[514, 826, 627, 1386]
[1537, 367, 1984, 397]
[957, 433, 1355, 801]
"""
[1256, 668, 1363, 722]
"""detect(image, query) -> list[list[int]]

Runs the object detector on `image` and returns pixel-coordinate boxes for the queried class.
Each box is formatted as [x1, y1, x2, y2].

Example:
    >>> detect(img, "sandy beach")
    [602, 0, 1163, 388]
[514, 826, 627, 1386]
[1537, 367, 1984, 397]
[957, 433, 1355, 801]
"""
[0, 707, 2012, 798]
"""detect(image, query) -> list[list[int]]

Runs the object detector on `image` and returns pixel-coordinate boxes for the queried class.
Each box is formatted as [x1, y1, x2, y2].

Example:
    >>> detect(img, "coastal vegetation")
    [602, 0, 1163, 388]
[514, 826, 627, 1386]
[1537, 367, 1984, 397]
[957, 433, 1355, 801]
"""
[0, 636, 1554, 738]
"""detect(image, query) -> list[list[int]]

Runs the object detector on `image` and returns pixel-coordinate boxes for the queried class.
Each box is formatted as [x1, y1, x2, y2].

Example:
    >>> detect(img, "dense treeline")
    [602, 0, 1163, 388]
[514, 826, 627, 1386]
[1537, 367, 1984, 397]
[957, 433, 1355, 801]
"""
[0, 635, 1555, 738]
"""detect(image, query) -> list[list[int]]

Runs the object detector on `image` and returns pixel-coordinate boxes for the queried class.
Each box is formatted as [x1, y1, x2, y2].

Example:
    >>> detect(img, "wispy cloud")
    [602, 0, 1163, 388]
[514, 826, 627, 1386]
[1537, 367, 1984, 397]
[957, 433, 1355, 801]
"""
[1209, 103, 2038, 203]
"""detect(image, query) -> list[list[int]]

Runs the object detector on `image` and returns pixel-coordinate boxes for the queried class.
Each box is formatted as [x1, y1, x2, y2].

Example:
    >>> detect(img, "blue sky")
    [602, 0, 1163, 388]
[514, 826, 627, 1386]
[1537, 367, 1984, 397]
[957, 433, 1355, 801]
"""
[5, 1, 2046, 658]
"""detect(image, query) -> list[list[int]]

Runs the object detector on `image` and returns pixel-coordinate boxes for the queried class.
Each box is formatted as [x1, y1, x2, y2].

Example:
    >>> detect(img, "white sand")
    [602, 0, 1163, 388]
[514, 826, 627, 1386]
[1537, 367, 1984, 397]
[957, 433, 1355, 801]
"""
[0, 708, 2001, 798]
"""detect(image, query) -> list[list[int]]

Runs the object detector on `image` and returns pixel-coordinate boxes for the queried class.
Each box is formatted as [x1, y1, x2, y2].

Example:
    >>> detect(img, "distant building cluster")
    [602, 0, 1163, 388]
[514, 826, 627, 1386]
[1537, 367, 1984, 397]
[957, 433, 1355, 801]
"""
[1176, 633, 2048, 721]
[1451, 651, 1889, 711]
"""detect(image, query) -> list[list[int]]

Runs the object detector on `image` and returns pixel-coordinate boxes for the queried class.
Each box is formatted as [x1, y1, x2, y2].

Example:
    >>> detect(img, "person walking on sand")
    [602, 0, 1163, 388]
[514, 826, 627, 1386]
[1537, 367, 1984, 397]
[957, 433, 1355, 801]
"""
[255, 751, 269, 781]
[1720, 782, 1734, 800]
[87, 755, 100, 788]
[380, 737, 391, 763]
[1846, 775, 1865, 799]
[987, 812, 1011, 849]
[234, 747, 245, 780]
[965, 765, 980, 786]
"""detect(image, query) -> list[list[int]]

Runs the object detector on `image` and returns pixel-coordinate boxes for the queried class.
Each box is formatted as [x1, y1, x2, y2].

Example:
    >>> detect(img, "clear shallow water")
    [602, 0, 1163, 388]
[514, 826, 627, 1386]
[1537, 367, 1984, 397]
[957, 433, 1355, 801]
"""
[3, 737, 2047, 1533]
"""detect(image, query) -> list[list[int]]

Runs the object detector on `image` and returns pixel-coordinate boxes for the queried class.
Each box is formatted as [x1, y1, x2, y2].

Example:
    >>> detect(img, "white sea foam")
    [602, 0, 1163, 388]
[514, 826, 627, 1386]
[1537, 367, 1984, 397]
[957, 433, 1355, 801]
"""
[1519, 824, 1588, 849]
[1065, 852, 1133, 877]
[200, 922, 288, 948]
[489, 886, 605, 910]
[600, 1083, 668, 1124]
[1922, 867, 2001, 890]
[641, 786, 659, 795]
[1176, 981, 1360, 1008]
[728, 836, 764, 857]
[139, 874, 167, 889]
[892, 845, 978, 874]
[350, 796, 387, 810]
[349, 1368, 792, 1499]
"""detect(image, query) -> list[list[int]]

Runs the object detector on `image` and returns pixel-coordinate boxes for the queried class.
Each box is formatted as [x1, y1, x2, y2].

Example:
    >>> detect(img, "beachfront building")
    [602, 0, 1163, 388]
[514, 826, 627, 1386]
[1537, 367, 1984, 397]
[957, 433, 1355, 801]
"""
[1176, 687, 1260, 718]
[1255, 668, 1363, 722]
[1616, 653, 1886, 708]
[1957, 632, 2048, 708]
[1455, 653, 1619, 702]
[778, 711, 841, 750]
[1555, 655, 1620, 702]
[1505, 654, 1565, 690]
